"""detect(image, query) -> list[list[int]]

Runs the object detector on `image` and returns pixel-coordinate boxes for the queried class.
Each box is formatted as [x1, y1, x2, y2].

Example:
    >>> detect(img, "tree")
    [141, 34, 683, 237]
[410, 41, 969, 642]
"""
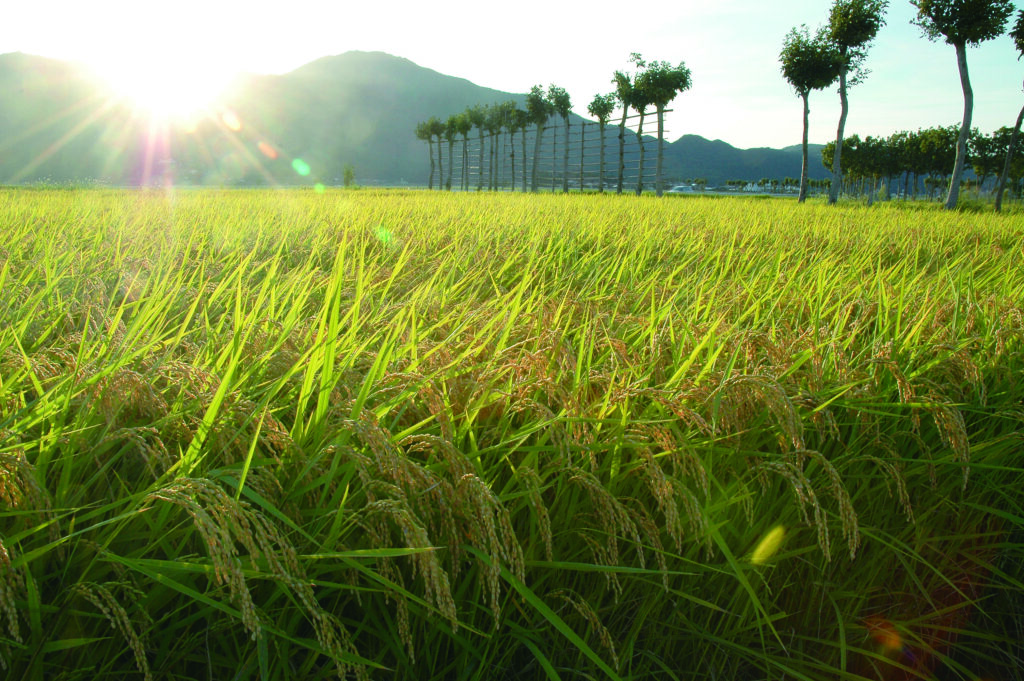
[634, 59, 692, 196]
[414, 119, 436, 189]
[343, 163, 356, 187]
[627, 54, 651, 196]
[780, 25, 843, 202]
[827, 0, 888, 205]
[513, 108, 530, 192]
[547, 85, 572, 193]
[996, 9, 1024, 212]
[455, 110, 473, 191]
[444, 114, 459, 190]
[912, 0, 1013, 209]
[587, 93, 616, 193]
[429, 117, 446, 191]
[612, 70, 634, 194]
[468, 105, 487, 191]
[527, 85, 553, 192]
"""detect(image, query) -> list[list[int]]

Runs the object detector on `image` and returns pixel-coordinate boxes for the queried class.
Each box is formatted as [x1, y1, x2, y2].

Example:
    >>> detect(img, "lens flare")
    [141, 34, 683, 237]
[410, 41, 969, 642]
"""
[221, 110, 242, 131]
[751, 525, 785, 564]
[374, 225, 394, 246]
[314, 183, 325, 193]
[865, 617, 903, 651]
[257, 141, 278, 159]
[292, 159, 311, 176]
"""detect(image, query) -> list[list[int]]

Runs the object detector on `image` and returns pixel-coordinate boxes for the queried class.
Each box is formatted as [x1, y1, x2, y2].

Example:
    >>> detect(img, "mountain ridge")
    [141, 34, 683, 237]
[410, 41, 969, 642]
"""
[0, 50, 828, 186]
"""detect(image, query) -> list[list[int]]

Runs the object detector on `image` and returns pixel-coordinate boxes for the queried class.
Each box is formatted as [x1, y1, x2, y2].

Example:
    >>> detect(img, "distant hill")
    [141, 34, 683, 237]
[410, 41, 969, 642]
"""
[0, 50, 828, 187]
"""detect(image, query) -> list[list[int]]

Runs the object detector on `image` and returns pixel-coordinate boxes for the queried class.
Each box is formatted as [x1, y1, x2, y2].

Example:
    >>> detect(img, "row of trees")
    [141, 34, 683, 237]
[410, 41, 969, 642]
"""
[819, 124, 1024, 202]
[780, 0, 1023, 211]
[415, 55, 692, 196]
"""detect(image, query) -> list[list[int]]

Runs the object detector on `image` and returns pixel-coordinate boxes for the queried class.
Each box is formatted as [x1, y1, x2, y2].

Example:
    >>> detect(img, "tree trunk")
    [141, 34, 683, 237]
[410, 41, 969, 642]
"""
[829, 62, 849, 205]
[635, 110, 646, 196]
[521, 129, 528, 192]
[579, 121, 585, 192]
[477, 129, 485, 191]
[551, 126, 557, 192]
[799, 91, 809, 203]
[446, 139, 454, 190]
[437, 136, 444, 191]
[995, 101, 1024, 213]
[562, 118, 570, 193]
[616, 109, 627, 194]
[655, 104, 665, 197]
[427, 139, 435, 190]
[510, 130, 517, 193]
[531, 123, 545, 192]
[945, 42, 972, 211]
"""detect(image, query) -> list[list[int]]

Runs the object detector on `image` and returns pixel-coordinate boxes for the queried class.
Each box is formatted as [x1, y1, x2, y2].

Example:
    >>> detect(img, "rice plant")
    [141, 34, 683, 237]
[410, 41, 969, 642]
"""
[1, 188, 1022, 680]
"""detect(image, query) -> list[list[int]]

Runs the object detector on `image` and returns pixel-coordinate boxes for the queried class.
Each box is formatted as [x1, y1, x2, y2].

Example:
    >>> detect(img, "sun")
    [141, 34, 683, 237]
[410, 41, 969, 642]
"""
[97, 58, 235, 121]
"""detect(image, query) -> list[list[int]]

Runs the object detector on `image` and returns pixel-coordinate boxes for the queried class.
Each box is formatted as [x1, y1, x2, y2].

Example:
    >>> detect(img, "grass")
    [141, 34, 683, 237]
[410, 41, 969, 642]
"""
[1, 188, 1023, 680]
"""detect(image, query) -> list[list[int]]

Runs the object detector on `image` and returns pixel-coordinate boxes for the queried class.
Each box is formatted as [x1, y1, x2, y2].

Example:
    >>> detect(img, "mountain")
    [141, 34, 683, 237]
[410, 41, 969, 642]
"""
[0, 50, 826, 187]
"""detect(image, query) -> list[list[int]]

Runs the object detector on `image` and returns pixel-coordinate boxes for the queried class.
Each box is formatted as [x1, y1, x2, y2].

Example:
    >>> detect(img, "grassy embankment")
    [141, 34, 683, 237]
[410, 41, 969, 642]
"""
[1, 189, 1023, 680]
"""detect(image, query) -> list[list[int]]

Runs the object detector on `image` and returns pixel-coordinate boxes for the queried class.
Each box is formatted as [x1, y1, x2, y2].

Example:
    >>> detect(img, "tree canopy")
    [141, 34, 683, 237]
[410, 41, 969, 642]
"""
[634, 60, 693, 110]
[526, 85, 553, 126]
[780, 25, 844, 95]
[547, 85, 572, 120]
[829, 0, 888, 54]
[587, 93, 616, 124]
[911, 0, 1013, 46]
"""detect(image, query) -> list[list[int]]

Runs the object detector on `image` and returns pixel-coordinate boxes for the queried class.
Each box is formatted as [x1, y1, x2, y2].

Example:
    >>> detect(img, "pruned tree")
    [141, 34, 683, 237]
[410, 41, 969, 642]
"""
[429, 117, 446, 192]
[912, 0, 1013, 209]
[612, 70, 634, 194]
[826, 0, 888, 205]
[444, 114, 458, 190]
[455, 111, 473, 191]
[587, 93, 616, 193]
[468, 104, 487, 191]
[527, 85, 553, 192]
[547, 85, 572, 193]
[996, 9, 1024, 212]
[633, 59, 692, 196]
[414, 119, 436, 190]
[512, 108, 530, 192]
[627, 54, 651, 196]
[780, 25, 843, 202]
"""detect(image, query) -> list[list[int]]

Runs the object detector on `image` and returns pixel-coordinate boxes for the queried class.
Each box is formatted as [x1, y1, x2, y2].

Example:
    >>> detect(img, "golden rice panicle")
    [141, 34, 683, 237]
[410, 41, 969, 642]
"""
[635, 447, 684, 551]
[517, 466, 553, 562]
[91, 367, 169, 426]
[796, 449, 860, 560]
[455, 474, 524, 625]
[758, 460, 831, 560]
[551, 590, 620, 671]
[369, 498, 458, 628]
[0, 538, 25, 658]
[712, 375, 804, 453]
[635, 511, 670, 590]
[71, 581, 152, 681]
[568, 468, 642, 569]
[924, 391, 971, 490]
[100, 427, 172, 480]
[865, 439, 915, 523]
[147, 480, 260, 637]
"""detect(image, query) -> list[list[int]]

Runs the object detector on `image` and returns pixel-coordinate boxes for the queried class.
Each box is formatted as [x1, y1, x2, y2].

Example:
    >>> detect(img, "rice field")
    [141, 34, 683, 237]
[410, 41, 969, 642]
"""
[1, 188, 1023, 680]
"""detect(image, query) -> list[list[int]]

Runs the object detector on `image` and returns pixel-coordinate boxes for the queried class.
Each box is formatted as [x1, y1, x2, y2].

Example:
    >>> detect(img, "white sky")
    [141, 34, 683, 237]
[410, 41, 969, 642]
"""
[2, 0, 1021, 149]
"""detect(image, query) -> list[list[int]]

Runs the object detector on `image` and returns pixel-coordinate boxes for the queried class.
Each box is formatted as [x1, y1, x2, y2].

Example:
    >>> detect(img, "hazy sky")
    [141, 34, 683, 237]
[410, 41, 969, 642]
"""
[3, 0, 1021, 149]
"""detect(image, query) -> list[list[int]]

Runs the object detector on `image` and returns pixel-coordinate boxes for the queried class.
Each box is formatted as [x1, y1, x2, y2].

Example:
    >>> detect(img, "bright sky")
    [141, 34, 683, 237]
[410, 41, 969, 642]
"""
[3, 0, 1021, 149]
